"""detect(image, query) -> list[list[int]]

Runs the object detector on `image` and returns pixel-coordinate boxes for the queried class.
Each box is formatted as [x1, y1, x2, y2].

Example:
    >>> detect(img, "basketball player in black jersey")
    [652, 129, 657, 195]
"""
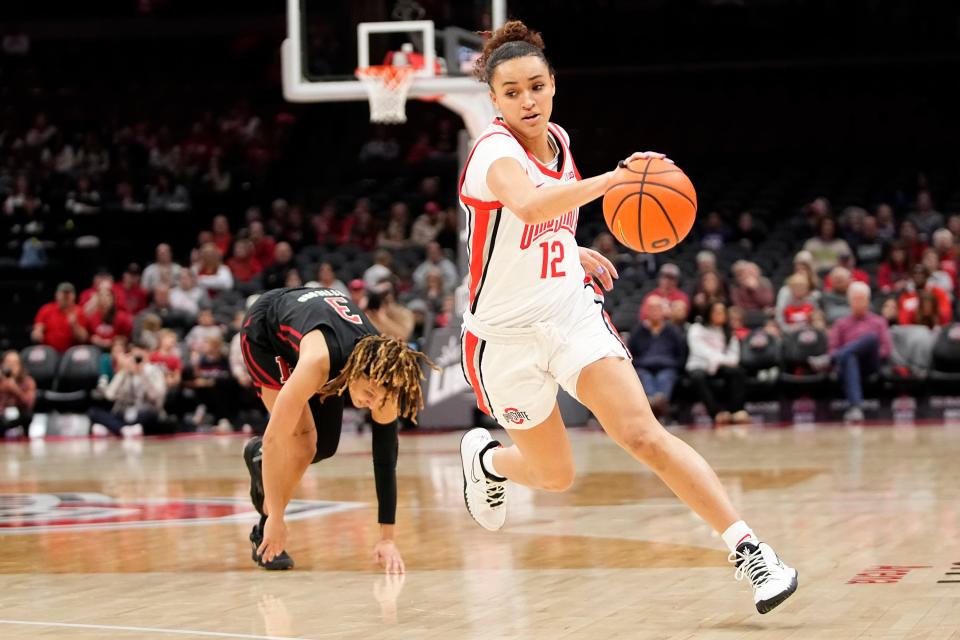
[240, 287, 435, 572]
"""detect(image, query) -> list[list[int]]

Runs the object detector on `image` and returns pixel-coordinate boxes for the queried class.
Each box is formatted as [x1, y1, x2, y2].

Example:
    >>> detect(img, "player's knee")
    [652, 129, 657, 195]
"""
[537, 465, 576, 492]
[615, 418, 667, 464]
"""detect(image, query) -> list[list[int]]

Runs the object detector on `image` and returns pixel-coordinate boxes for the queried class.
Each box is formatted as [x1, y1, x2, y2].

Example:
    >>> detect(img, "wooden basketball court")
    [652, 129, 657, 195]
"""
[2, 423, 959, 639]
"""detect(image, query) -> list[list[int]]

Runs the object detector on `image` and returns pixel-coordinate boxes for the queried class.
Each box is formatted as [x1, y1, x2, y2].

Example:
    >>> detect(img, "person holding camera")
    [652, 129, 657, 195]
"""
[88, 348, 166, 438]
[1, 351, 37, 438]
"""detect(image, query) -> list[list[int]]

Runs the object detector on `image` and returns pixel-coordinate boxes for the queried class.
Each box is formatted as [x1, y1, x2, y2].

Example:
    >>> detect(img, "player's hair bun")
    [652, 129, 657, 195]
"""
[474, 20, 550, 84]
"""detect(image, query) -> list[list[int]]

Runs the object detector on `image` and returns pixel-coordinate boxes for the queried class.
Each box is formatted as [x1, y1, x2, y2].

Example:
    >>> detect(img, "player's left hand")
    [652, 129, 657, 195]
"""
[373, 539, 405, 574]
[579, 247, 618, 291]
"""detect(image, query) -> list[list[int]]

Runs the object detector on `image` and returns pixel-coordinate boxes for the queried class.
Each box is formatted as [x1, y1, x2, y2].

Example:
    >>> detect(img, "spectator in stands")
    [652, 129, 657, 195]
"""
[822, 267, 852, 325]
[117, 263, 147, 315]
[435, 294, 456, 329]
[192, 242, 234, 296]
[135, 313, 163, 350]
[698, 211, 729, 251]
[249, 220, 276, 268]
[184, 308, 223, 354]
[148, 127, 181, 174]
[344, 207, 378, 251]
[591, 232, 630, 267]
[686, 302, 750, 425]
[727, 306, 751, 341]
[201, 149, 232, 194]
[852, 215, 886, 268]
[1, 350, 36, 438]
[881, 298, 899, 326]
[670, 299, 690, 330]
[188, 334, 235, 432]
[803, 217, 851, 274]
[899, 220, 927, 264]
[2, 174, 42, 216]
[226, 238, 263, 285]
[776, 250, 820, 309]
[878, 241, 912, 294]
[406, 132, 436, 166]
[833, 252, 869, 285]
[142, 243, 182, 292]
[65, 176, 101, 215]
[907, 190, 944, 241]
[364, 249, 395, 289]
[150, 329, 183, 390]
[874, 203, 897, 242]
[413, 268, 448, 314]
[306, 262, 347, 293]
[777, 273, 821, 332]
[366, 282, 413, 341]
[260, 241, 294, 290]
[25, 113, 56, 148]
[730, 260, 775, 312]
[932, 229, 958, 288]
[147, 173, 190, 212]
[32, 283, 88, 352]
[629, 295, 686, 419]
[170, 269, 209, 318]
[211, 215, 233, 256]
[113, 180, 145, 212]
[690, 271, 729, 322]
[89, 347, 166, 438]
[696, 250, 717, 276]
[348, 279, 367, 310]
[732, 211, 766, 251]
[921, 248, 954, 300]
[84, 285, 134, 349]
[79, 271, 117, 307]
[641, 263, 690, 320]
[948, 215, 960, 241]
[284, 268, 303, 288]
[413, 241, 458, 290]
[377, 202, 412, 249]
[915, 292, 948, 329]
[810, 282, 891, 423]
[898, 264, 953, 326]
[410, 201, 443, 247]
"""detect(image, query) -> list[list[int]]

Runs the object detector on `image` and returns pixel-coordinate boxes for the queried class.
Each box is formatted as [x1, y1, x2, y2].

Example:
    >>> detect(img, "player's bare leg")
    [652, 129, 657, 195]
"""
[244, 387, 316, 570]
[460, 405, 574, 531]
[576, 356, 798, 613]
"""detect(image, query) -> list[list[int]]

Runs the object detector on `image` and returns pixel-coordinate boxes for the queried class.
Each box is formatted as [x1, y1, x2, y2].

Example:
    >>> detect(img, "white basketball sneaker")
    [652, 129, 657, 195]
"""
[729, 541, 799, 614]
[460, 428, 507, 532]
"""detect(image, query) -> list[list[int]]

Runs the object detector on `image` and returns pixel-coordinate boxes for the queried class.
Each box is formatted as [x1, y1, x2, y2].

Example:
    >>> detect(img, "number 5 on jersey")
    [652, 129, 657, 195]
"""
[325, 296, 363, 324]
[539, 241, 566, 279]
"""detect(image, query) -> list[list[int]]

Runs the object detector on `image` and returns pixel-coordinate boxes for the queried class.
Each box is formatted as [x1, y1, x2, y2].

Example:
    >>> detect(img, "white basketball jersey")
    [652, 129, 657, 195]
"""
[459, 118, 586, 329]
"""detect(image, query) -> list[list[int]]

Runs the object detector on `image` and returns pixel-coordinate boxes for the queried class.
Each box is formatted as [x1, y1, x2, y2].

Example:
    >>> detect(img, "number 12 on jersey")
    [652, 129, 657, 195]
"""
[539, 241, 566, 279]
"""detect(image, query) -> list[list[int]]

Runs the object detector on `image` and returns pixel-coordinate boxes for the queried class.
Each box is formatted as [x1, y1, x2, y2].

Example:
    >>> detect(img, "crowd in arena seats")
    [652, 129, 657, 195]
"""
[623, 188, 960, 425]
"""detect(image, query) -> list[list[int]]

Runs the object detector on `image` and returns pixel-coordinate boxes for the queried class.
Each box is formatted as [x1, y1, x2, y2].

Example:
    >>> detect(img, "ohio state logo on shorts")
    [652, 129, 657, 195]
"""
[0, 493, 362, 534]
[502, 407, 530, 425]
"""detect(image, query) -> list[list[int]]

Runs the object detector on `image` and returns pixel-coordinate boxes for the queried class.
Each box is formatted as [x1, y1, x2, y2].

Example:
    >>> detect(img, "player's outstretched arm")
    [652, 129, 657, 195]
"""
[486, 151, 668, 226]
[258, 331, 331, 563]
[370, 398, 404, 574]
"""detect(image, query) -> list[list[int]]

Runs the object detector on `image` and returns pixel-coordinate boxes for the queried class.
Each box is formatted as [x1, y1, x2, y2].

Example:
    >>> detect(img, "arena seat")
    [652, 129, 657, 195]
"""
[929, 323, 960, 384]
[779, 328, 830, 392]
[45, 345, 102, 411]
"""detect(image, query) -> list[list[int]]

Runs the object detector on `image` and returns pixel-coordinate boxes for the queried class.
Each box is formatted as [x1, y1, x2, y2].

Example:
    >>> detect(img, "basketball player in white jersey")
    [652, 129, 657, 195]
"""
[457, 20, 797, 614]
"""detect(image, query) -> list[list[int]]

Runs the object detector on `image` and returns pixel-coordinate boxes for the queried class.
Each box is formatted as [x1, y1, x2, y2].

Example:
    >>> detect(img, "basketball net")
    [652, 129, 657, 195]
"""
[355, 65, 416, 124]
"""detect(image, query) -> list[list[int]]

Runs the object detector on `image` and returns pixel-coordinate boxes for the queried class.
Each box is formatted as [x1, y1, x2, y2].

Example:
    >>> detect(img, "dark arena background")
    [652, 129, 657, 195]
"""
[1, 2, 959, 639]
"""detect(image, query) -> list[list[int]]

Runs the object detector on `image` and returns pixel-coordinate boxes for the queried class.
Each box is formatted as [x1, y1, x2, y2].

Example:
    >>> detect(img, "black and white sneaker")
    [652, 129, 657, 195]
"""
[459, 428, 507, 531]
[243, 437, 294, 570]
[249, 518, 295, 571]
[729, 541, 798, 614]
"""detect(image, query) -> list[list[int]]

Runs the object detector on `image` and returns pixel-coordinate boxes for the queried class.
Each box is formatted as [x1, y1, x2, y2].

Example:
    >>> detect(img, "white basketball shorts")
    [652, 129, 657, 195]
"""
[461, 281, 631, 430]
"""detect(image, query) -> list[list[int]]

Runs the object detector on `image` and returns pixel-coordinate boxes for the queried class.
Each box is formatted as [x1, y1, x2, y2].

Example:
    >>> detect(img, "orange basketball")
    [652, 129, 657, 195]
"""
[602, 157, 697, 253]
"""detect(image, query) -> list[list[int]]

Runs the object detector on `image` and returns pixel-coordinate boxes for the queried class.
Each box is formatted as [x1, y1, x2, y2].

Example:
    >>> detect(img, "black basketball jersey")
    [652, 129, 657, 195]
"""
[244, 287, 378, 382]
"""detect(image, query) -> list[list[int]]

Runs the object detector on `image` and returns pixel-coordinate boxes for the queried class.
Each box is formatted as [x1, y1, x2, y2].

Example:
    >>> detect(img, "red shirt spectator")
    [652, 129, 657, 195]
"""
[640, 264, 691, 320]
[211, 214, 233, 257]
[782, 302, 816, 326]
[116, 263, 148, 315]
[226, 239, 263, 283]
[84, 306, 134, 348]
[249, 221, 277, 268]
[877, 242, 912, 294]
[898, 265, 953, 326]
[32, 284, 88, 353]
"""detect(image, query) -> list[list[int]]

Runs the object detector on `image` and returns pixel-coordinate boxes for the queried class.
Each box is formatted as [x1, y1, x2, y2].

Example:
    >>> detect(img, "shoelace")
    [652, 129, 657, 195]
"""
[485, 480, 505, 508]
[728, 547, 771, 587]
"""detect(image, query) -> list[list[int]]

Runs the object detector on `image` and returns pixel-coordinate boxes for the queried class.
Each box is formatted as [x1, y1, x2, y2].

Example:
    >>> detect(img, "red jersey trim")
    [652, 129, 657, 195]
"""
[458, 128, 513, 210]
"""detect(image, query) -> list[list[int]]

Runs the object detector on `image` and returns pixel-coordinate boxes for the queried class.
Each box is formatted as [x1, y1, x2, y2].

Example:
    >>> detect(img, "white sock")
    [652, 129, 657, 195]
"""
[480, 446, 503, 480]
[721, 520, 757, 552]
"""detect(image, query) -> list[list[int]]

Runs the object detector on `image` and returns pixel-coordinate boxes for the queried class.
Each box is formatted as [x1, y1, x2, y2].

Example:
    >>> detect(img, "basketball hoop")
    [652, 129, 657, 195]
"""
[355, 65, 416, 124]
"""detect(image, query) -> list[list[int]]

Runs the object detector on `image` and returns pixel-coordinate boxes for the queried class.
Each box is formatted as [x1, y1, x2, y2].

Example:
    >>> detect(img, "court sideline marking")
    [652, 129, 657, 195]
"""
[0, 618, 342, 639]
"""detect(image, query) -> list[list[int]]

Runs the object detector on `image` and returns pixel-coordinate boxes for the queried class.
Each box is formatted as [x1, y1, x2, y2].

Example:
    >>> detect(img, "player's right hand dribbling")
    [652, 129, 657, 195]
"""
[258, 516, 288, 562]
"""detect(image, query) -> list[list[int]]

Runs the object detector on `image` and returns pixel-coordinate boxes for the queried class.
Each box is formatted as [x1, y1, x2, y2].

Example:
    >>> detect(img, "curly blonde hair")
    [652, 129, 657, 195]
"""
[319, 335, 438, 423]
